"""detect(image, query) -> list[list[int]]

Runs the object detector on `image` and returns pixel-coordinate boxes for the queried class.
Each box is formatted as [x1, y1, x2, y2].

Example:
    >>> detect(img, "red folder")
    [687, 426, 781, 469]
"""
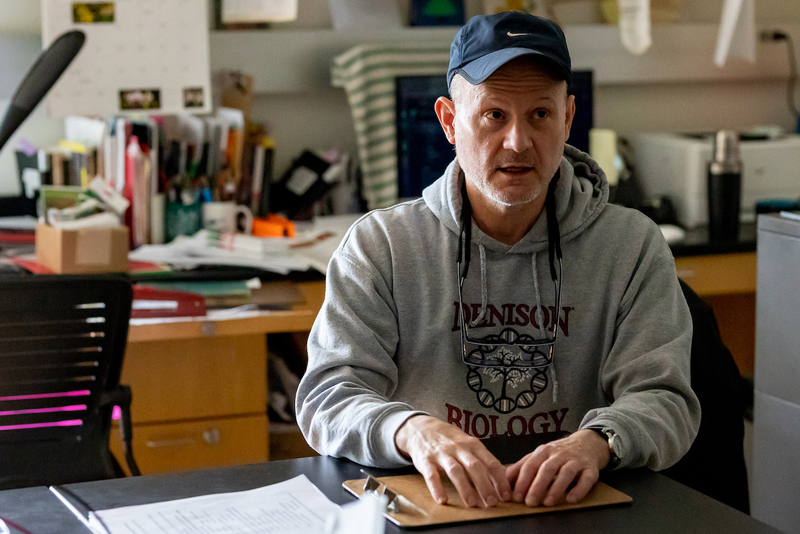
[132, 286, 206, 319]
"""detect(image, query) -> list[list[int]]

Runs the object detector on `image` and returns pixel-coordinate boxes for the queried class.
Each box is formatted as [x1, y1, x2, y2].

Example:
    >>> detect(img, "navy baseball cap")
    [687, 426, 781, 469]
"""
[447, 11, 572, 89]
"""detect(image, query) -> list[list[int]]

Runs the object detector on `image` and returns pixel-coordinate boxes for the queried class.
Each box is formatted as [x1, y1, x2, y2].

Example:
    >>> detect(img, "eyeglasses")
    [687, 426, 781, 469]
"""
[456, 173, 563, 370]
[457, 259, 562, 369]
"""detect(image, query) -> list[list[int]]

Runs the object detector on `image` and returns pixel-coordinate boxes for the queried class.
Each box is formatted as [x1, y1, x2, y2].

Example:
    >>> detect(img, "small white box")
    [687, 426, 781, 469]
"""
[631, 133, 800, 228]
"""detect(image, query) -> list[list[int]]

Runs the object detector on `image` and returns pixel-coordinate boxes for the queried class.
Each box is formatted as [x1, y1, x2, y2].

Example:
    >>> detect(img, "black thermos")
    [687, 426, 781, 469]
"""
[707, 130, 742, 242]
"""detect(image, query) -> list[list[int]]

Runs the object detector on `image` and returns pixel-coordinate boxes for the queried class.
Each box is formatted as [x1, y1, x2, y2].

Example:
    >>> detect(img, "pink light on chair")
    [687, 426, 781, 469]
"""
[0, 390, 91, 402]
[0, 420, 82, 431]
[0, 405, 87, 417]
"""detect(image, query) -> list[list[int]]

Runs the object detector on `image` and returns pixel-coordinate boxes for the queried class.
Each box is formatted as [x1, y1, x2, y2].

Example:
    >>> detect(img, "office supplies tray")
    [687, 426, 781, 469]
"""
[343, 473, 632, 528]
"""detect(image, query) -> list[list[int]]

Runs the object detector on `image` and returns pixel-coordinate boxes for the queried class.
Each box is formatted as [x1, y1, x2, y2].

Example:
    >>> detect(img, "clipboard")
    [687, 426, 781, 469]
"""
[343, 473, 632, 528]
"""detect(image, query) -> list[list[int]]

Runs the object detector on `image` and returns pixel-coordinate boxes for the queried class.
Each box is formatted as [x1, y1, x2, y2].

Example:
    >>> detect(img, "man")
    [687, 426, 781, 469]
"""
[297, 11, 700, 510]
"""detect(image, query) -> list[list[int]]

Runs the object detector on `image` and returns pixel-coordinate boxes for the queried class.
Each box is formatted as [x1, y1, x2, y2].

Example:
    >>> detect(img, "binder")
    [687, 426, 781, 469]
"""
[131, 286, 207, 319]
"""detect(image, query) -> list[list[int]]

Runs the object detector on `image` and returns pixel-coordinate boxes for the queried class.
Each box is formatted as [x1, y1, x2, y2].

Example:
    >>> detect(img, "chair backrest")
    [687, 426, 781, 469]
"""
[0, 274, 132, 489]
[661, 279, 750, 514]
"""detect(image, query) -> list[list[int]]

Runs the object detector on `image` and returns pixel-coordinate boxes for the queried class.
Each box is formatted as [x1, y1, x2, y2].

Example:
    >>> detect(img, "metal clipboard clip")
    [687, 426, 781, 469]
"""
[359, 470, 428, 516]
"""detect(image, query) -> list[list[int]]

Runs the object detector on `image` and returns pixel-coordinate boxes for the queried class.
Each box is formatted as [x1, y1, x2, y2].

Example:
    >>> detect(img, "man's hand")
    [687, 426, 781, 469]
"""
[506, 429, 610, 507]
[395, 415, 512, 508]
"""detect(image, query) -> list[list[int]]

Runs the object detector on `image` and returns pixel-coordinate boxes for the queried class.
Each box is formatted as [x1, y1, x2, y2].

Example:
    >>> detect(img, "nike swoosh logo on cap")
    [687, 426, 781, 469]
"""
[507, 32, 530, 37]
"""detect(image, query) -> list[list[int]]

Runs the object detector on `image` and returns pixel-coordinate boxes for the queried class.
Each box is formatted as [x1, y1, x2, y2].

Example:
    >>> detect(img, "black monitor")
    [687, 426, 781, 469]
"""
[568, 70, 593, 155]
[395, 70, 594, 198]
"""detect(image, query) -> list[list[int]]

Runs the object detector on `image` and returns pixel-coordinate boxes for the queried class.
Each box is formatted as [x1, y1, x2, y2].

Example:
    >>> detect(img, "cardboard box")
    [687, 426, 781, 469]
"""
[35, 224, 129, 274]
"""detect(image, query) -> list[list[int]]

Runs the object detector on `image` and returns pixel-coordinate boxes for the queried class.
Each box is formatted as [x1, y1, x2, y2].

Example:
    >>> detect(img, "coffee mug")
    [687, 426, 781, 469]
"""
[202, 202, 253, 234]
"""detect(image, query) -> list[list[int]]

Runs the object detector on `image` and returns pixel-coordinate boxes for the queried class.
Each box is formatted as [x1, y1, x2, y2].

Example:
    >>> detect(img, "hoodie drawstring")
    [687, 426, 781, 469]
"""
[469, 245, 488, 327]
[532, 250, 559, 404]
[457, 173, 561, 404]
[467, 245, 560, 404]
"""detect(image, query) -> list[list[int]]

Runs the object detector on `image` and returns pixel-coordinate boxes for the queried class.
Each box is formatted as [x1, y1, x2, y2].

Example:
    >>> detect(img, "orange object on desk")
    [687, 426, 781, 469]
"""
[251, 214, 295, 238]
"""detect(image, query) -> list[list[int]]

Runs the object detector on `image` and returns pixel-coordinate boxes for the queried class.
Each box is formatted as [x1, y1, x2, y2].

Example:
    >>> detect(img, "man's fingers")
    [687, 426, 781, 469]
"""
[566, 469, 599, 504]
[440, 456, 481, 508]
[542, 461, 582, 506]
[417, 459, 449, 505]
[396, 416, 512, 508]
[505, 452, 532, 486]
[505, 460, 522, 485]
[487, 459, 513, 502]
[455, 452, 501, 507]
[525, 457, 562, 507]
[511, 453, 544, 503]
[449, 435, 508, 507]
[506, 432, 607, 508]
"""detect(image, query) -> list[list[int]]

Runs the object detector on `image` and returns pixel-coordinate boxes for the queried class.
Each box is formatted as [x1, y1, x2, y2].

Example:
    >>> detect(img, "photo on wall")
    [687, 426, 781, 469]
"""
[72, 2, 115, 23]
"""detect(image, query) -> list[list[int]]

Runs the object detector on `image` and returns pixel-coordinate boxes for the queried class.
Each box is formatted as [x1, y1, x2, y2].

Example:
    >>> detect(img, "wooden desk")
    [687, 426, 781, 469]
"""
[674, 252, 757, 377]
[0, 456, 782, 534]
[670, 223, 758, 378]
[110, 281, 324, 475]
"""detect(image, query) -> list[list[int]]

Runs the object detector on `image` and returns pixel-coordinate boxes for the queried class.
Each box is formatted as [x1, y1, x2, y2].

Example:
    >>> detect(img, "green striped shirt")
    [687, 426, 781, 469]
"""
[332, 44, 450, 209]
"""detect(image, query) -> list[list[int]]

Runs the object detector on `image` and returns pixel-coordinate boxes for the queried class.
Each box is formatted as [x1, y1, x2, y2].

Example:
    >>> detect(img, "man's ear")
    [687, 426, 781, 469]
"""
[435, 96, 457, 145]
[564, 93, 576, 140]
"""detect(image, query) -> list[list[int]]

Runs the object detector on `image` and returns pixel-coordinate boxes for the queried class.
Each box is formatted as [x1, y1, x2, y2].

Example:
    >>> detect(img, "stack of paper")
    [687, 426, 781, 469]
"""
[56, 475, 340, 534]
[129, 214, 362, 275]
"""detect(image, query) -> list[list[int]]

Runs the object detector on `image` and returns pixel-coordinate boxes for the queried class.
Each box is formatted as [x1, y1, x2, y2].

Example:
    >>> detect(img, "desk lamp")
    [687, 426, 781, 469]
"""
[0, 30, 85, 153]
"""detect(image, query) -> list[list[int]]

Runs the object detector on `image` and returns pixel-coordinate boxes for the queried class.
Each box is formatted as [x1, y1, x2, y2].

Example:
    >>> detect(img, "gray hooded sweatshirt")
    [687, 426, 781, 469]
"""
[297, 146, 700, 470]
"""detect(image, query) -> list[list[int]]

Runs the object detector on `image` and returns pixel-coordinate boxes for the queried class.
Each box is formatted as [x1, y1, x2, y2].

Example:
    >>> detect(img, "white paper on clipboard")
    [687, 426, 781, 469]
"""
[40, 0, 212, 117]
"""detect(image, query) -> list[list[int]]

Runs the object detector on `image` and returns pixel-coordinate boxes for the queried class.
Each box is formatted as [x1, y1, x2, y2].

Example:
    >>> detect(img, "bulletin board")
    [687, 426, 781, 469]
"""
[41, 0, 212, 117]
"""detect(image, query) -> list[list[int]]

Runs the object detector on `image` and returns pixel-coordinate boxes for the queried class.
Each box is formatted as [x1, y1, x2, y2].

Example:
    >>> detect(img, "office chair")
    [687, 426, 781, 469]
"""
[0, 274, 140, 490]
[661, 279, 750, 514]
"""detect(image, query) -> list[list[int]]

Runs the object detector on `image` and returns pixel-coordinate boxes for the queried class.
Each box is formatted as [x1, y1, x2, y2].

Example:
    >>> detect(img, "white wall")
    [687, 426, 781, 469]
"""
[2, 0, 800, 195]
[254, 0, 800, 174]
[596, 80, 796, 136]
[0, 96, 66, 196]
[0, 0, 41, 34]
[0, 1, 49, 195]
[251, 89, 355, 177]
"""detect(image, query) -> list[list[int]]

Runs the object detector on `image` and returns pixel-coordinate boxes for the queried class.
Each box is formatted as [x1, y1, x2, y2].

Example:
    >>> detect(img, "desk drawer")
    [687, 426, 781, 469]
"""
[122, 334, 267, 423]
[112, 415, 268, 475]
[674, 252, 756, 296]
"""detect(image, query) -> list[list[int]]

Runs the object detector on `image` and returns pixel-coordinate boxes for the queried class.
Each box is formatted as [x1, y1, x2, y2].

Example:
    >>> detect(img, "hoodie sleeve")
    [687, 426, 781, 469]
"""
[295, 236, 425, 468]
[580, 226, 701, 471]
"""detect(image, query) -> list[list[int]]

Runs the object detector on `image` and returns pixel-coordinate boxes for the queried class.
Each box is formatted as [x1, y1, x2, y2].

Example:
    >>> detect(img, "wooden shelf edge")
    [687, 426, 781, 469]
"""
[128, 309, 317, 343]
[675, 252, 757, 296]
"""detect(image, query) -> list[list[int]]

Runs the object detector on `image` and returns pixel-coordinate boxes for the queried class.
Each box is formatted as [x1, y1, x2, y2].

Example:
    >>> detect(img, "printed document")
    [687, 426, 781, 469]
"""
[78, 475, 340, 534]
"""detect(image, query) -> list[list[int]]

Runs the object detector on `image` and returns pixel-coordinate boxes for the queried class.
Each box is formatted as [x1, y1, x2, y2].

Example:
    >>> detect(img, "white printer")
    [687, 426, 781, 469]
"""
[631, 132, 800, 228]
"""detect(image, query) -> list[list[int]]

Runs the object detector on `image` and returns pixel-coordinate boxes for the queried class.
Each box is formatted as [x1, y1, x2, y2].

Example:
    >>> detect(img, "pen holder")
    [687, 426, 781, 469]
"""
[165, 201, 202, 243]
